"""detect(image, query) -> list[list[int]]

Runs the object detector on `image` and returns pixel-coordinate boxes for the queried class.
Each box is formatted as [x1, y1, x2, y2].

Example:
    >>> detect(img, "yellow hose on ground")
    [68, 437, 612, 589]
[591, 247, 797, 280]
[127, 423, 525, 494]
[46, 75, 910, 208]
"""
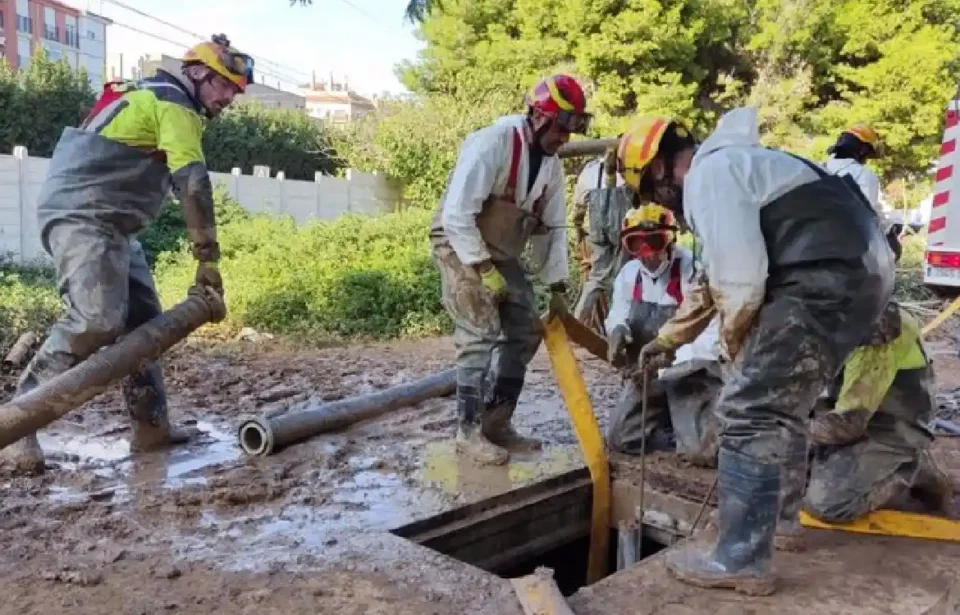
[922, 295, 960, 337]
[799, 509, 960, 542]
[542, 315, 610, 584]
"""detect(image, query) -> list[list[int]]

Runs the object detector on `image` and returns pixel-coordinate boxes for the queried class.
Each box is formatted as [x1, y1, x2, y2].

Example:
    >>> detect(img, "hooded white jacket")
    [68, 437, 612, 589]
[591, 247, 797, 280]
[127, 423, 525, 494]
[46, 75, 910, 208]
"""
[682, 107, 820, 359]
[438, 115, 568, 284]
[824, 157, 881, 211]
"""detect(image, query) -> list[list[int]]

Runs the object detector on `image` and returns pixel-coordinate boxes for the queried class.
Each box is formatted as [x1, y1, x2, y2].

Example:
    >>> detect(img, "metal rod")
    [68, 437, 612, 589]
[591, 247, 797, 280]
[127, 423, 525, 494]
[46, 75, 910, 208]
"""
[238, 368, 457, 456]
[0, 291, 223, 449]
[557, 137, 620, 159]
[637, 368, 649, 559]
[690, 476, 719, 536]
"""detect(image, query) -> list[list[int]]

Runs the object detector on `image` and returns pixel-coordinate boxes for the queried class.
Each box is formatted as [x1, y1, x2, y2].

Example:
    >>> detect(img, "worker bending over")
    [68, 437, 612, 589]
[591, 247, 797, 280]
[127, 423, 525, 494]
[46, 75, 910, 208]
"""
[805, 302, 953, 522]
[633, 108, 893, 595]
[571, 145, 633, 326]
[825, 123, 883, 211]
[1, 35, 250, 475]
[604, 204, 697, 453]
[430, 75, 590, 465]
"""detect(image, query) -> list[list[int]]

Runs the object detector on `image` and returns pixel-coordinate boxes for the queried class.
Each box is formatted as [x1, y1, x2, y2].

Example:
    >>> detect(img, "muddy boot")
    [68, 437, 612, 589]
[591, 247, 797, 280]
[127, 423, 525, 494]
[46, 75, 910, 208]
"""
[126, 363, 198, 453]
[808, 409, 871, 446]
[0, 368, 47, 475]
[775, 436, 808, 552]
[483, 377, 541, 453]
[454, 379, 508, 465]
[665, 448, 779, 597]
[910, 450, 954, 517]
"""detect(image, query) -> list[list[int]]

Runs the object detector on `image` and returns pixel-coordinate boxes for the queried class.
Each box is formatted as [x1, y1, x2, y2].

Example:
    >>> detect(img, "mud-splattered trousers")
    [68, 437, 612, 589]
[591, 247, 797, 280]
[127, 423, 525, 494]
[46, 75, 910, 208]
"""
[705, 157, 894, 534]
[806, 312, 936, 521]
[573, 186, 633, 326]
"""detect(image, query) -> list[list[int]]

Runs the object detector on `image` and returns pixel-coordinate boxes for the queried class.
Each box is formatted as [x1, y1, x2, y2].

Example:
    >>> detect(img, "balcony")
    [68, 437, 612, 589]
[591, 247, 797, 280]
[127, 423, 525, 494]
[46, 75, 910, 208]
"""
[43, 25, 60, 42]
[64, 28, 79, 48]
[16, 15, 31, 34]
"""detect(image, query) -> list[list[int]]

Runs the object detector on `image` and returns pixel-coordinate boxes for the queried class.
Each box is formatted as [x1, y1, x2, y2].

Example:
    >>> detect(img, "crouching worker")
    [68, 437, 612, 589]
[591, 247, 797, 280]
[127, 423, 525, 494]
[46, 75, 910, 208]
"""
[0, 34, 249, 475]
[430, 75, 591, 465]
[805, 302, 953, 522]
[604, 204, 696, 453]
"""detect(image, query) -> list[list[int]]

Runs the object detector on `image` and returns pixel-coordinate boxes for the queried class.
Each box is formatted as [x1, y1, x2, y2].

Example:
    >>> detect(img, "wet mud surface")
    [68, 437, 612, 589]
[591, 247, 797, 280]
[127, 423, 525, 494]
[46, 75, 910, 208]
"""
[0, 337, 621, 614]
[4, 325, 960, 613]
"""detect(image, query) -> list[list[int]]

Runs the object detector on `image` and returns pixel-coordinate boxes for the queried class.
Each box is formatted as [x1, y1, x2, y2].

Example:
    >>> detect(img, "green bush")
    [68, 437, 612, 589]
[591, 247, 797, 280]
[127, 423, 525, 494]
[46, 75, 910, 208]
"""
[138, 185, 251, 265]
[153, 208, 450, 340]
[0, 258, 61, 351]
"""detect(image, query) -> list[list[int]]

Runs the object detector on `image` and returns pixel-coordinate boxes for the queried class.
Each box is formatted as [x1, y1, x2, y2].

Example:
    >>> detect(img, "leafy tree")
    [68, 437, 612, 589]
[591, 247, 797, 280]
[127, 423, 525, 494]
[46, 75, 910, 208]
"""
[0, 49, 95, 157]
[204, 102, 339, 180]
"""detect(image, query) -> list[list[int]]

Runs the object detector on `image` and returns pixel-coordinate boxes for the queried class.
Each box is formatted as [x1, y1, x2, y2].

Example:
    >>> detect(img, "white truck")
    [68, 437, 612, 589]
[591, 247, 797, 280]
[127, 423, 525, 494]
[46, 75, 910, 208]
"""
[924, 89, 960, 292]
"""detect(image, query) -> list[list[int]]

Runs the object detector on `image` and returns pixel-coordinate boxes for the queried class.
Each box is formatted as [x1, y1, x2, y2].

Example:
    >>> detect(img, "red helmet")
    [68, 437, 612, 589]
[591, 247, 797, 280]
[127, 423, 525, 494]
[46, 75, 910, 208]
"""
[524, 74, 591, 134]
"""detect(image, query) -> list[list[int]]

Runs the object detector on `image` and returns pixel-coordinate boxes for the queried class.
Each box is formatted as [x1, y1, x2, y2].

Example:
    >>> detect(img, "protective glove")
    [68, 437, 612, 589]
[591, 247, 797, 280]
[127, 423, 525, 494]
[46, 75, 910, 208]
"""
[479, 265, 508, 297]
[194, 261, 224, 298]
[607, 324, 633, 367]
[639, 336, 676, 372]
[548, 281, 568, 315]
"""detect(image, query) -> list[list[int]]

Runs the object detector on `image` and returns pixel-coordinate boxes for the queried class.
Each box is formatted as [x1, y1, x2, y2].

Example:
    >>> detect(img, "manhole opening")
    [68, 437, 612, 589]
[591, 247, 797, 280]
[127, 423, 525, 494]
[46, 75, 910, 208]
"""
[392, 468, 667, 596]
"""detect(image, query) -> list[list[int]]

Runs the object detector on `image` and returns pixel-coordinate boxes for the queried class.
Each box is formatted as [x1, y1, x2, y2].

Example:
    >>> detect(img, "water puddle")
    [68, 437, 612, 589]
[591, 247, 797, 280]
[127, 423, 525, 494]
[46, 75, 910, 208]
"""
[417, 441, 584, 501]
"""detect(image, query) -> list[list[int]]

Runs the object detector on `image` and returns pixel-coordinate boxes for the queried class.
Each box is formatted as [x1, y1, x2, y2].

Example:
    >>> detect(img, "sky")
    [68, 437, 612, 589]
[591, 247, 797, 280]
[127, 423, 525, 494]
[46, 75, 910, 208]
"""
[61, 0, 425, 96]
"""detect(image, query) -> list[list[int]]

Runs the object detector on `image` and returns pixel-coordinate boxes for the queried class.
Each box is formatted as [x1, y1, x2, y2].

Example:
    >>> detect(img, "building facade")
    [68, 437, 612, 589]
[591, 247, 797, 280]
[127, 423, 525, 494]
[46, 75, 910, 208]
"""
[302, 73, 376, 125]
[0, 0, 109, 90]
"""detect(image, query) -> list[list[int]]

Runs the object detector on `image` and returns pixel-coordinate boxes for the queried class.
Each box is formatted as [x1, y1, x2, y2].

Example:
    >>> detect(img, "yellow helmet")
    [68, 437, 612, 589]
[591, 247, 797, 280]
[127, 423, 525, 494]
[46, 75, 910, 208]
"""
[845, 123, 881, 151]
[829, 123, 883, 158]
[617, 116, 695, 191]
[621, 204, 677, 257]
[182, 34, 254, 93]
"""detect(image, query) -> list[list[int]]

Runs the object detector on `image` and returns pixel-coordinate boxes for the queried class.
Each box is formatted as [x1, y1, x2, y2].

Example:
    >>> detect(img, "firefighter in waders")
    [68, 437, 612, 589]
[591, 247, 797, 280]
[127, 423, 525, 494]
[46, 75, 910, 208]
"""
[0, 34, 251, 475]
[571, 146, 633, 326]
[430, 75, 591, 465]
[604, 204, 696, 453]
[805, 302, 953, 522]
[628, 108, 893, 595]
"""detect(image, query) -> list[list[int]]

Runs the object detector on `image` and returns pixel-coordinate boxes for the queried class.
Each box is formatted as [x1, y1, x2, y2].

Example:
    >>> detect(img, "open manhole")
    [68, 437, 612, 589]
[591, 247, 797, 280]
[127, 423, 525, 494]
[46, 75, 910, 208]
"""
[392, 468, 666, 595]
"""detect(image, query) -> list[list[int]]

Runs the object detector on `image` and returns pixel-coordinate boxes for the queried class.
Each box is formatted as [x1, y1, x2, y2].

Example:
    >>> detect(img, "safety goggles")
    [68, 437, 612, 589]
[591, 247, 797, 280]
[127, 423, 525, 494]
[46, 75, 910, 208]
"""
[223, 51, 255, 83]
[622, 228, 674, 256]
[555, 110, 592, 134]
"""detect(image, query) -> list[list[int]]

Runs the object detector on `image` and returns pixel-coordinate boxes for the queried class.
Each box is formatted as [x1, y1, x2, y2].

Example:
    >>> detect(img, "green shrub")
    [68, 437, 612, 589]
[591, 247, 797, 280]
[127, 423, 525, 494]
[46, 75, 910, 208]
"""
[138, 186, 251, 265]
[0, 257, 61, 351]
[154, 208, 451, 340]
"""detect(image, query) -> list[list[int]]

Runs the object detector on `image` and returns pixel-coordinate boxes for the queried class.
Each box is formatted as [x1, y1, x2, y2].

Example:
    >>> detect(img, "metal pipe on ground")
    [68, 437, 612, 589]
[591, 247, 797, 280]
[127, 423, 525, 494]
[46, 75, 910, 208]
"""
[238, 368, 457, 456]
[0, 290, 225, 450]
[558, 137, 620, 159]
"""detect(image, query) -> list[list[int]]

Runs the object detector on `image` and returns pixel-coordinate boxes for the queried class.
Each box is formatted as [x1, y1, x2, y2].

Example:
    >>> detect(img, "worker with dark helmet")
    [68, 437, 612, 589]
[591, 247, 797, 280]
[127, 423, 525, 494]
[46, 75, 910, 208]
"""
[825, 123, 883, 211]
[624, 108, 893, 595]
[0, 34, 252, 475]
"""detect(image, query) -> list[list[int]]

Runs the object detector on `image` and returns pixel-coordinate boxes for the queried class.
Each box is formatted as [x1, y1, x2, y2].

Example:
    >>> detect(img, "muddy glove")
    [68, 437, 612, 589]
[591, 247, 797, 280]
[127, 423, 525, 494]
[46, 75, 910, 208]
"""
[479, 264, 507, 298]
[173, 162, 224, 299]
[607, 325, 632, 367]
[548, 281, 568, 315]
[639, 336, 677, 372]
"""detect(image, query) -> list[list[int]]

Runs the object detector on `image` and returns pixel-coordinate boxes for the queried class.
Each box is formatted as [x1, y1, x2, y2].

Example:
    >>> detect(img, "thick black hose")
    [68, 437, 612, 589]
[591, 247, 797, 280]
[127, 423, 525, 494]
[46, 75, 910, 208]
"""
[238, 368, 457, 456]
[0, 292, 223, 449]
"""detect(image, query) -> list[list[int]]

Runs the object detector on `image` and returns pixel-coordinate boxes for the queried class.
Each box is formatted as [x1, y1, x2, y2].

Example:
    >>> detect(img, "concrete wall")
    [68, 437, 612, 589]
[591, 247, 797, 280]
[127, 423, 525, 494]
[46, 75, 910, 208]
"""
[0, 148, 402, 265]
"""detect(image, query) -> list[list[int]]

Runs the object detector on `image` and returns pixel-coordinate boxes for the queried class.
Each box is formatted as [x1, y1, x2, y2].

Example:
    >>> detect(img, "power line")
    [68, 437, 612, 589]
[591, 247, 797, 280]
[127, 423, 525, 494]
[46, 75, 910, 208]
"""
[99, 0, 312, 81]
[107, 18, 303, 87]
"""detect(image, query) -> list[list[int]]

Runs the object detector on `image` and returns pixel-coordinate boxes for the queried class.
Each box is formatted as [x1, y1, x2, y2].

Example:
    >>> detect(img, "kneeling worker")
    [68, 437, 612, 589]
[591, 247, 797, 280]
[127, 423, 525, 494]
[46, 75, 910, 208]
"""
[430, 75, 591, 465]
[605, 204, 696, 452]
[805, 302, 953, 522]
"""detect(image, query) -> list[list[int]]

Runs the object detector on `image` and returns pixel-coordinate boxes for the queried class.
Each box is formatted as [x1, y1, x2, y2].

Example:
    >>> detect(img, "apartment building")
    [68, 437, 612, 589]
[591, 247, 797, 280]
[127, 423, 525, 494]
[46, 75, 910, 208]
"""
[0, 0, 110, 90]
[302, 72, 376, 125]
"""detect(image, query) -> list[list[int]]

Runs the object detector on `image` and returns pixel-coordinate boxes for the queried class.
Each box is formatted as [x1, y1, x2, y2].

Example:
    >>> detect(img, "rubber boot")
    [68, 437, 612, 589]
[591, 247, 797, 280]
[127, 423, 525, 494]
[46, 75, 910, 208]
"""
[483, 377, 541, 453]
[910, 450, 954, 517]
[665, 447, 779, 597]
[454, 380, 508, 466]
[774, 435, 808, 552]
[125, 363, 198, 453]
[0, 363, 49, 475]
[808, 409, 871, 446]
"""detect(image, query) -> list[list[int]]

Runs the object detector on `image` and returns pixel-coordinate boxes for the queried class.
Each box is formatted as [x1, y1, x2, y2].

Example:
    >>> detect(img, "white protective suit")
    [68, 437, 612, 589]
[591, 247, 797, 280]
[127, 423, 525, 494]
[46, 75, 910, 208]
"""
[604, 246, 696, 335]
[438, 114, 568, 284]
[682, 107, 822, 360]
[824, 157, 881, 211]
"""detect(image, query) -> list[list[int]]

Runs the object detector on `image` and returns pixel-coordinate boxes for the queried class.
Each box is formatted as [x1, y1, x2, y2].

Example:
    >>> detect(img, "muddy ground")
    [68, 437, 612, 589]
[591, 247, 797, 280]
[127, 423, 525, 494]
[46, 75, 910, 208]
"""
[2, 320, 960, 614]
